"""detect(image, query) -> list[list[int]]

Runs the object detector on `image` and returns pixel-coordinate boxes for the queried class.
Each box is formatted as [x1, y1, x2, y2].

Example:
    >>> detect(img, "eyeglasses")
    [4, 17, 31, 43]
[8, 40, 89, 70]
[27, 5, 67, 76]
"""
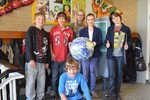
[77, 14, 84, 16]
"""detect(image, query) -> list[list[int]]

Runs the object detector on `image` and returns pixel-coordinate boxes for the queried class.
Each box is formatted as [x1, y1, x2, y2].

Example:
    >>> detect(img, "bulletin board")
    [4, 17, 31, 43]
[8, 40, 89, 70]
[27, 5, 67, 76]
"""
[32, 0, 71, 25]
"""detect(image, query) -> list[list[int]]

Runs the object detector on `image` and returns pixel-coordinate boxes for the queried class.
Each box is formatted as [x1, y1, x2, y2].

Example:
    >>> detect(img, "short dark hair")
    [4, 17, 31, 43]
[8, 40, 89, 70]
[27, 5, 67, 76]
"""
[109, 12, 122, 26]
[56, 12, 67, 20]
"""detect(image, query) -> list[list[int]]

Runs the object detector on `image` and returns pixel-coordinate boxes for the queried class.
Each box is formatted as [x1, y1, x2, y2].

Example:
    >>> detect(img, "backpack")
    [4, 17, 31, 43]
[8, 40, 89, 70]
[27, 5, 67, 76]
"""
[134, 34, 142, 58]
[123, 41, 137, 83]
[134, 34, 146, 71]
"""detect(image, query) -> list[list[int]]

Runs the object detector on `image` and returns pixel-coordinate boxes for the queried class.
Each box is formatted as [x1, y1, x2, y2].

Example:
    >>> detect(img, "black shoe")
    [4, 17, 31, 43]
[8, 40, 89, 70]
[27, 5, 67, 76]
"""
[50, 90, 56, 97]
[116, 93, 122, 100]
[50, 90, 56, 98]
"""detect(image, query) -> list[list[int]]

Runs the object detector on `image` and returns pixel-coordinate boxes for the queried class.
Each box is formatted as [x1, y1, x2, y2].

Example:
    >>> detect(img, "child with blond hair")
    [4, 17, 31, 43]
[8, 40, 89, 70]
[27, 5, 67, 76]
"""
[25, 12, 50, 100]
[58, 58, 91, 100]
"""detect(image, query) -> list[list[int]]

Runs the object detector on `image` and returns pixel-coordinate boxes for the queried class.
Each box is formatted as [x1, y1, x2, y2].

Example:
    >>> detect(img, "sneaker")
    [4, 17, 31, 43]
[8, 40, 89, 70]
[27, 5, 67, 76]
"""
[91, 91, 99, 98]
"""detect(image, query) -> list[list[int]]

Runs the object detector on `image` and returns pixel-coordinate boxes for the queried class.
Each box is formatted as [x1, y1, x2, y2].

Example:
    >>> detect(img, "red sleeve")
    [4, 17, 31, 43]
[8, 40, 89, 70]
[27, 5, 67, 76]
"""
[69, 29, 74, 42]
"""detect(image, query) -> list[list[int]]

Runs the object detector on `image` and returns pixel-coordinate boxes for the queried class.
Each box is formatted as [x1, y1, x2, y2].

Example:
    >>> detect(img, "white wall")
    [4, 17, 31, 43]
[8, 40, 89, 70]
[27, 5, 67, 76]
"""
[137, 0, 149, 83]
[86, 0, 94, 14]
[148, 0, 150, 82]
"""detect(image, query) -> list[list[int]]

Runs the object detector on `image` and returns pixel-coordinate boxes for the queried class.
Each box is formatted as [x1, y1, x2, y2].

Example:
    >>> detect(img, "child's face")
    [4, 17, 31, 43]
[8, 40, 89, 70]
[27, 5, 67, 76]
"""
[86, 15, 95, 27]
[34, 15, 45, 28]
[57, 16, 66, 27]
[112, 15, 121, 25]
[67, 67, 78, 78]
[77, 12, 84, 22]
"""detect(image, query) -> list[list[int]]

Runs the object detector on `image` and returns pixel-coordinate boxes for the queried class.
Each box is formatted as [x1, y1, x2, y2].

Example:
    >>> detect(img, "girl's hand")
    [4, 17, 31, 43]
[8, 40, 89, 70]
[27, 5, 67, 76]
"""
[93, 42, 96, 46]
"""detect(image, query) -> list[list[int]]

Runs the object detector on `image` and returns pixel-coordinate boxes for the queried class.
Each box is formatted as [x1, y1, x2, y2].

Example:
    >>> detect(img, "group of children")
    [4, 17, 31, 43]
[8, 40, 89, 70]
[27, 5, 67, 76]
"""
[25, 8, 131, 100]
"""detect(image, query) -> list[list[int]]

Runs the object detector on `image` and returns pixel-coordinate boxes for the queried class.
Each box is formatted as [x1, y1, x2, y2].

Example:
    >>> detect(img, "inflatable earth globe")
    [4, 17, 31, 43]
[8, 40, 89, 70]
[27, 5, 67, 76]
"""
[70, 37, 94, 61]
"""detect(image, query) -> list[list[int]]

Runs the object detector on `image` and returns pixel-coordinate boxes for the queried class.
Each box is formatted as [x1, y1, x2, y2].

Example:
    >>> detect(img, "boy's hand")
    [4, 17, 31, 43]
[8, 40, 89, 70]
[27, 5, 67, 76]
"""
[46, 67, 51, 75]
[68, 42, 71, 50]
[30, 60, 36, 67]
[51, 53, 56, 61]
[106, 40, 110, 48]
[45, 63, 49, 69]
[124, 42, 128, 50]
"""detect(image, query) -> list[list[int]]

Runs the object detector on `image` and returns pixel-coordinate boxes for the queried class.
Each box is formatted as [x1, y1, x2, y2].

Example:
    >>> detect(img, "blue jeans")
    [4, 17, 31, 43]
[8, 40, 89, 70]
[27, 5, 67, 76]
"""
[107, 57, 123, 96]
[50, 61, 66, 93]
[81, 57, 98, 92]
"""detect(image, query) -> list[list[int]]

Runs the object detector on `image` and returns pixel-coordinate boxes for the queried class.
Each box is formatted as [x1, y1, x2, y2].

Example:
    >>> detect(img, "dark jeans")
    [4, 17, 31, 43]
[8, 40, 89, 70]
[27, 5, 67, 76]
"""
[107, 56, 123, 96]
[50, 61, 66, 93]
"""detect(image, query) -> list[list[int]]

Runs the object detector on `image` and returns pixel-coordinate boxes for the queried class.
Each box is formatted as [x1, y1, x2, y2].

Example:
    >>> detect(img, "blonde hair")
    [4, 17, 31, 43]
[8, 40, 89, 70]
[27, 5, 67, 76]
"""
[34, 12, 46, 21]
[74, 9, 86, 30]
[65, 58, 79, 71]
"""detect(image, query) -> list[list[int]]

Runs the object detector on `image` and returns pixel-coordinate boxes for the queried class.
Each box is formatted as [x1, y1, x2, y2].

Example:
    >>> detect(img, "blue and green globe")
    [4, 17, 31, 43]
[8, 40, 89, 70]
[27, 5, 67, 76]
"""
[70, 37, 94, 61]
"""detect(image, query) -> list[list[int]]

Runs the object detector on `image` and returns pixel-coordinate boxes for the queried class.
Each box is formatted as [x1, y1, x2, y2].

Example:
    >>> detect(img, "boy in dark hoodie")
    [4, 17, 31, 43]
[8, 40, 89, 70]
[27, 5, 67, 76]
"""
[25, 12, 50, 100]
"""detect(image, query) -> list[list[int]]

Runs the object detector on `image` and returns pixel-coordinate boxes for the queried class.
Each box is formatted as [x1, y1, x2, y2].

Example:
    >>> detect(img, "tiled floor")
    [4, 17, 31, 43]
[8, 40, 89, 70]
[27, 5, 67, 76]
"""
[20, 81, 150, 100]
[19, 80, 104, 100]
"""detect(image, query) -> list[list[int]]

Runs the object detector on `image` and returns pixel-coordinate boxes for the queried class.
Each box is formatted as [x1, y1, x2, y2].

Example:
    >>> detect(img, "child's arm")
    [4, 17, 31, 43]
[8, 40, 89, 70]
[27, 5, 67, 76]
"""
[50, 44, 56, 61]
[80, 74, 91, 100]
[60, 94, 67, 100]
[29, 60, 36, 67]
[58, 73, 68, 100]
[49, 28, 56, 61]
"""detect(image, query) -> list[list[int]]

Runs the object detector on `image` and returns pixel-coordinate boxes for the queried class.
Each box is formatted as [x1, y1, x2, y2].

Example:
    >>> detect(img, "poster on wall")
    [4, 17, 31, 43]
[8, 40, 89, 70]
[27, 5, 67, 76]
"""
[32, 0, 71, 25]
[71, 0, 86, 22]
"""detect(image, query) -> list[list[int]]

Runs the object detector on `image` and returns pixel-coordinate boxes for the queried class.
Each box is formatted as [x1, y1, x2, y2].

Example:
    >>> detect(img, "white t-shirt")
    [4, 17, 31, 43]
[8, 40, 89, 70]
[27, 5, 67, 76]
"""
[88, 30, 93, 41]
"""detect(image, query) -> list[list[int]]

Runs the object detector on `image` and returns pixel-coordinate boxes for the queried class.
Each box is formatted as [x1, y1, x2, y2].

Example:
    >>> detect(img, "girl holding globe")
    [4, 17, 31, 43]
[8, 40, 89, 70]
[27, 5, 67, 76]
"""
[79, 13, 102, 98]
